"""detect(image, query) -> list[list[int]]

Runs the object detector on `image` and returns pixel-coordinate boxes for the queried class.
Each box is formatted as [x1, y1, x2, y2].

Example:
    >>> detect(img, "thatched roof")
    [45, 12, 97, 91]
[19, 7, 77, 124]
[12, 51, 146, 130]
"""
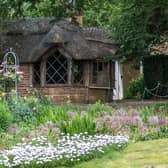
[0, 18, 119, 63]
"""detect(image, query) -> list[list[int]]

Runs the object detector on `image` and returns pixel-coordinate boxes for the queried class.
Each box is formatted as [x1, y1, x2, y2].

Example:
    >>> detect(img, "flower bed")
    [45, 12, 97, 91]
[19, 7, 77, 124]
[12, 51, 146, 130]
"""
[0, 133, 128, 167]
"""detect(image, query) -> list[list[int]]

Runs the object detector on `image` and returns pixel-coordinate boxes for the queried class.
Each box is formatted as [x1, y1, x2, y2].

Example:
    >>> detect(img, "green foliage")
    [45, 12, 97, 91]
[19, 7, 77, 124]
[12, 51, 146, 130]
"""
[125, 75, 144, 99]
[36, 104, 79, 124]
[87, 101, 112, 116]
[35, 104, 95, 134]
[139, 102, 168, 120]
[83, 0, 115, 27]
[0, 0, 64, 19]
[8, 92, 54, 124]
[0, 102, 12, 131]
[58, 113, 95, 134]
[0, 0, 86, 19]
[9, 98, 36, 124]
[111, 0, 168, 62]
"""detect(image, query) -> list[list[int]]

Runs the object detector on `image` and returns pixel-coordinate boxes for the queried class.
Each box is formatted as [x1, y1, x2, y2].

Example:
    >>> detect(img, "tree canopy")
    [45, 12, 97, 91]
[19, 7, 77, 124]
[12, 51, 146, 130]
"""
[111, 0, 168, 62]
[0, 0, 167, 62]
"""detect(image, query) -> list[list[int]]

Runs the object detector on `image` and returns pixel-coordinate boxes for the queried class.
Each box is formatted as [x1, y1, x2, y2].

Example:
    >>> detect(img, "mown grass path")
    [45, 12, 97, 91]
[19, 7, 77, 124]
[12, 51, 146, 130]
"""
[73, 138, 168, 168]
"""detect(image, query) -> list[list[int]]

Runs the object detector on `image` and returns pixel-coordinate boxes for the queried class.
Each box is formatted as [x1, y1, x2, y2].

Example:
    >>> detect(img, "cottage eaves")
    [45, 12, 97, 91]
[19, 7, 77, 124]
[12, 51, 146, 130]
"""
[0, 18, 119, 63]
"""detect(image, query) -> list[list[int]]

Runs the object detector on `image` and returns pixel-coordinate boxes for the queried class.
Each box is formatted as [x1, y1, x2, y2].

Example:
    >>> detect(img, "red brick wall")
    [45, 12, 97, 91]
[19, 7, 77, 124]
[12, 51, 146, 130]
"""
[18, 64, 115, 104]
[88, 88, 113, 103]
[39, 87, 88, 104]
[19, 64, 89, 104]
[19, 64, 32, 94]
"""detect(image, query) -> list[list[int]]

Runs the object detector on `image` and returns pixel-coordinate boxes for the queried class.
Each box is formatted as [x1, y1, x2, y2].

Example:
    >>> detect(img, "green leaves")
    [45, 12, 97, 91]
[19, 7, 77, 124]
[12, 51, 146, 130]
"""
[111, 0, 168, 61]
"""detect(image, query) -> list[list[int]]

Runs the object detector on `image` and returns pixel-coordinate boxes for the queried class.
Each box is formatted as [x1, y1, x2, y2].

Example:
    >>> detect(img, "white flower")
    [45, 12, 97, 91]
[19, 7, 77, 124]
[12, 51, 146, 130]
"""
[0, 134, 128, 167]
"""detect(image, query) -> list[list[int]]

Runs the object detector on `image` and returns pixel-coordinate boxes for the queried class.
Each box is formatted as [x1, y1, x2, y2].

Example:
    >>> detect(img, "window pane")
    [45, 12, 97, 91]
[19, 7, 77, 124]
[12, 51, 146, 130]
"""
[92, 62, 98, 84]
[73, 61, 84, 84]
[46, 50, 68, 84]
[92, 61, 109, 86]
[33, 62, 41, 86]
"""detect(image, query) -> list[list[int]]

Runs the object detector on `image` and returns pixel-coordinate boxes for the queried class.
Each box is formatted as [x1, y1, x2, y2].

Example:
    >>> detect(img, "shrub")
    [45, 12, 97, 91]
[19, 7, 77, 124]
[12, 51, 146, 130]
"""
[9, 100, 36, 123]
[0, 102, 12, 131]
[124, 75, 144, 99]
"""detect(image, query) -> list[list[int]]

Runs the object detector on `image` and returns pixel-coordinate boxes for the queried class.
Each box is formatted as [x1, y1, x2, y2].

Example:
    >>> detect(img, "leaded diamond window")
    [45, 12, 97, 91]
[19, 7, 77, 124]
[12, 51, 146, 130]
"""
[46, 50, 68, 84]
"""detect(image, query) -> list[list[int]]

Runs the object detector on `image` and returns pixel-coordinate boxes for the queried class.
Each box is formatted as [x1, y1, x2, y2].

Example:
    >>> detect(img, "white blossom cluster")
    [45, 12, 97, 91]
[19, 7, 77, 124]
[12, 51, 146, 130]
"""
[0, 133, 128, 167]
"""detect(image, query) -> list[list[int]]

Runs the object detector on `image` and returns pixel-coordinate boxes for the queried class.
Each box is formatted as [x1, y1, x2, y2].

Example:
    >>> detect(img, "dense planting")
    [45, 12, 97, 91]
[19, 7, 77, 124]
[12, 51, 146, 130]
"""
[0, 134, 128, 167]
[0, 92, 167, 167]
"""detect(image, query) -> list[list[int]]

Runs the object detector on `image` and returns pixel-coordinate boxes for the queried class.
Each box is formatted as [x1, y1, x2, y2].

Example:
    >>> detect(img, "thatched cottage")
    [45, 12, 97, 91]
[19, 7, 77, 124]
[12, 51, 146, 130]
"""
[0, 18, 139, 103]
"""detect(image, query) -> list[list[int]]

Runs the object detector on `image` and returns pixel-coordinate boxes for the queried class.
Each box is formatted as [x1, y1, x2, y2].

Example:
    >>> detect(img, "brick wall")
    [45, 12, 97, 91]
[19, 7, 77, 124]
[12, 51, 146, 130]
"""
[18, 64, 115, 104]
[39, 87, 88, 104]
[19, 64, 88, 104]
[19, 64, 32, 95]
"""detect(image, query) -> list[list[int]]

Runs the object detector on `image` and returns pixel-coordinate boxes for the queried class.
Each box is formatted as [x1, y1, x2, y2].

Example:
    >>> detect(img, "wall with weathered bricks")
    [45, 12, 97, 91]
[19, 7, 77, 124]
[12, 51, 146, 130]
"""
[19, 64, 89, 104]
[19, 64, 137, 104]
[18, 64, 32, 95]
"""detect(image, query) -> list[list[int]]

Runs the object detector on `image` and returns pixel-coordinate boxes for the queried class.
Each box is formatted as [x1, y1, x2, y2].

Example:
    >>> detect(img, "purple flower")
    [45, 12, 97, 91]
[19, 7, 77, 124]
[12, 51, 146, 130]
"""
[132, 115, 143, 127]
[113, 109, 126, 116]
[36, 125, 45, 131]
[67, 111, 75, 119]
[105, 116, 121, 131]
[158, 118, 167, 126]
[123, 116, 132, 125]
[36, 125, 48, 132]
[45, 121, 54, 128]
[148, 116, 159, 126]
[104, 115, 112, 122]
[52, 127, 60, 134]
[138, 125, 148, 135]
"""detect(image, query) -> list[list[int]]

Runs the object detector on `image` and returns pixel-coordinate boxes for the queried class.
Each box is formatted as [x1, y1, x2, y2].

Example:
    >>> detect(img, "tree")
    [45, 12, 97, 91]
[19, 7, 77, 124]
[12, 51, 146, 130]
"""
[0, 0, 67, 19]
[110, 0, 168, 62]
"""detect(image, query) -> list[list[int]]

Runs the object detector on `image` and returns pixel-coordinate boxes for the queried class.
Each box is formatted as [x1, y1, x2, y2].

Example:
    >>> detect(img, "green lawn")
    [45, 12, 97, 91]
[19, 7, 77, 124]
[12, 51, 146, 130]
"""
[73, 138, 168, 168]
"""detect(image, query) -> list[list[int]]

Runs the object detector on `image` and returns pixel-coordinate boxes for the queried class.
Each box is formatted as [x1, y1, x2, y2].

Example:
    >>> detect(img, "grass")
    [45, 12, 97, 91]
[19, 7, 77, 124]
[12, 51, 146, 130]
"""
[72, 138, 168, 168]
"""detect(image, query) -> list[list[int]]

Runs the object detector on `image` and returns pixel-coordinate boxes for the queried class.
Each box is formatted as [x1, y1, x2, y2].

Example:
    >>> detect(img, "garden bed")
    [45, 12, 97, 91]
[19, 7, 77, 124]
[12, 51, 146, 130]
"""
[0, 93, 167, 167]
